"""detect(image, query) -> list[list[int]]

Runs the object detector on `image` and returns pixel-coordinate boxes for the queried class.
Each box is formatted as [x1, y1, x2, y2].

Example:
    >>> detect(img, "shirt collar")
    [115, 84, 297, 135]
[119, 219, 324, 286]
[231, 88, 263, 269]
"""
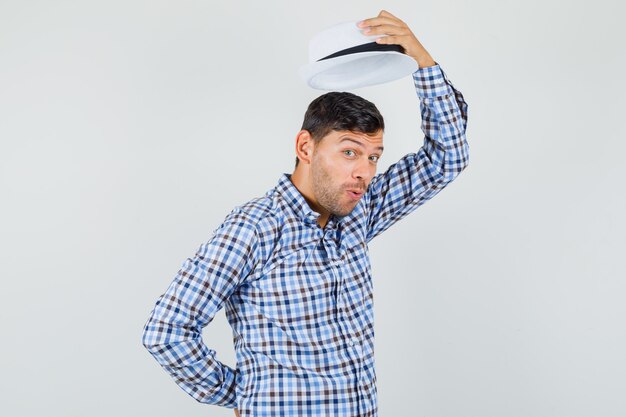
[276, 173, 343, 230]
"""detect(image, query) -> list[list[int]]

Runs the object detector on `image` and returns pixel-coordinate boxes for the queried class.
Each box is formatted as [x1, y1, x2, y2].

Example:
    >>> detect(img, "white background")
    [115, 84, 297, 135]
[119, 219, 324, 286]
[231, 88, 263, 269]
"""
[1, 1, 624, 416]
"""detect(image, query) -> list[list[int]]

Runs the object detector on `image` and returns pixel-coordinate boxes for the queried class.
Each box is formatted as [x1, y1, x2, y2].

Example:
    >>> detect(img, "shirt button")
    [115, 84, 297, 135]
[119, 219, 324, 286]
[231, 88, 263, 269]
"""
[350, 339, 358, 346]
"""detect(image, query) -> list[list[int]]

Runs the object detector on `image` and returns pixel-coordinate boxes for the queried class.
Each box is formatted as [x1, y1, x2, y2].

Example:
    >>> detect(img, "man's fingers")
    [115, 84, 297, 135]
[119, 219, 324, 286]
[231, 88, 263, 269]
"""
[358, 15, 405, 29]
[374, 34, 408, 45]
[360, 23, 410, 37]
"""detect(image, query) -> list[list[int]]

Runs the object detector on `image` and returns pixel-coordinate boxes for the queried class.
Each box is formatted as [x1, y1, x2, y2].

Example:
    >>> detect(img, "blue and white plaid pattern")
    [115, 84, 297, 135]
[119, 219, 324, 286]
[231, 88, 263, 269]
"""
[142, 63, 469, 416]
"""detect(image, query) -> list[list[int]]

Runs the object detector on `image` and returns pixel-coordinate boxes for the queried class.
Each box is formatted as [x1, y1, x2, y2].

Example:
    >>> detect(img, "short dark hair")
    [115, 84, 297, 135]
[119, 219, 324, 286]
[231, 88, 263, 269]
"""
[295, 91, 384, 167]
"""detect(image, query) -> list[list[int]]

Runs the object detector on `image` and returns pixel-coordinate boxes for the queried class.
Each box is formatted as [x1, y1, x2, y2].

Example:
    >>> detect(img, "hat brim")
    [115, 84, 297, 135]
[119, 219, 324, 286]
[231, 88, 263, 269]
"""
[298, 51, 419, 90]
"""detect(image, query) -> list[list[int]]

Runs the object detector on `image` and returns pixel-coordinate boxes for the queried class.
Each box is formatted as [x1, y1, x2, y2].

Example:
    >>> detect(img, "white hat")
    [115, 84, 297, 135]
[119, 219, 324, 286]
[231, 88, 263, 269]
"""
[298, 20, 419, 90]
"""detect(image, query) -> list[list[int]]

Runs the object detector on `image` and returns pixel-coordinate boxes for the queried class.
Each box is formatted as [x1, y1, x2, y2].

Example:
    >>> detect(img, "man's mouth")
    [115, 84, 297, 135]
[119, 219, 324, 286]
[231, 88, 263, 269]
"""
[346, 189, 364, 200]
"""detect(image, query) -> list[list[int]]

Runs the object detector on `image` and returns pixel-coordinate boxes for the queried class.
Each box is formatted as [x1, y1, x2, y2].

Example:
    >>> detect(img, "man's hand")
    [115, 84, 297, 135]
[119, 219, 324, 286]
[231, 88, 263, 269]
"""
[357, 10, 437, 68]
[234, 408, 240, 417]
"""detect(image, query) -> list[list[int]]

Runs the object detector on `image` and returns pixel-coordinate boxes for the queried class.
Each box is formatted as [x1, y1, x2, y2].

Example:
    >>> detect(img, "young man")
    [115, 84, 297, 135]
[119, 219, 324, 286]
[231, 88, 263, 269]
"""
[142, 10, 469, 417]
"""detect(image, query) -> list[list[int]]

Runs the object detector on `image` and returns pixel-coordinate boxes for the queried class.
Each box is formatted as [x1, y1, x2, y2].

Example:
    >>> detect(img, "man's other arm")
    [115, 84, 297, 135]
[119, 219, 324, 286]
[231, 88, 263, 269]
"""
[141, 215, 258, 409]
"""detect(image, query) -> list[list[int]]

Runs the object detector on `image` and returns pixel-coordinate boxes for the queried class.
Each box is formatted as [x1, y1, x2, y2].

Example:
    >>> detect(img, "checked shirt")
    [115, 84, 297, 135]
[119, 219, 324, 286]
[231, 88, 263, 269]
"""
[142, 62, 470, 416]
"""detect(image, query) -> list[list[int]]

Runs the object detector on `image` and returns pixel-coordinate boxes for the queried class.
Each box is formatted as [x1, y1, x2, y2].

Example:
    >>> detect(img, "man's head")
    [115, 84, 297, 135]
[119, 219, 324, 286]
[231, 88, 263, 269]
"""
[295, 91, 385, 168]
[291, 91, 385, 220]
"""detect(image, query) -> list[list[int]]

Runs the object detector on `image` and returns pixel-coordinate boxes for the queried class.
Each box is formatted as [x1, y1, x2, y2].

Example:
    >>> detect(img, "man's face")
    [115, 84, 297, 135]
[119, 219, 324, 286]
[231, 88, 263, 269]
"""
[310, 129, 384, 218]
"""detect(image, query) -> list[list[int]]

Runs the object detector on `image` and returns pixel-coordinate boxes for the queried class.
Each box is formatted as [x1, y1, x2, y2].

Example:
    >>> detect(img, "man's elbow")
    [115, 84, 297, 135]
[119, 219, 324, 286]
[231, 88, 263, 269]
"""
[141, 320, 160, 354]
[442, 156, 469, 182]
[445, 141, 470, 180]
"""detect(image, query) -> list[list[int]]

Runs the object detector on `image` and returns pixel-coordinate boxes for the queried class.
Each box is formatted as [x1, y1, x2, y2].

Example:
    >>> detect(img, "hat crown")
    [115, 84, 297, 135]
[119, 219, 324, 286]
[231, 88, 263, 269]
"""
[299, 19, 418, 90]
[308, 20, 381, 63]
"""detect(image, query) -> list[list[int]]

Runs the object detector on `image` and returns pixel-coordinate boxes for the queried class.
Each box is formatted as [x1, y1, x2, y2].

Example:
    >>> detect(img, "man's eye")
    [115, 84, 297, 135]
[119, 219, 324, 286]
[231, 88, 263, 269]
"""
[344, 150, 355, 157]
[369, 155, 380, 162]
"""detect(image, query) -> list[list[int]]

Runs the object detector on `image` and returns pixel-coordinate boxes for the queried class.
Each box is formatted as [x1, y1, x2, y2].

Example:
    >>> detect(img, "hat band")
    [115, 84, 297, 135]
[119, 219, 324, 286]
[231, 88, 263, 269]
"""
[317, 41, 405, 61]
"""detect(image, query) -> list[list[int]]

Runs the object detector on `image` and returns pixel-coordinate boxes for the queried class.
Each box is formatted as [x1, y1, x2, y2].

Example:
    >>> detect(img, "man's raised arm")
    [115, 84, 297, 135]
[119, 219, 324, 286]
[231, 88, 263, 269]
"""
[356, 10, 470, 241]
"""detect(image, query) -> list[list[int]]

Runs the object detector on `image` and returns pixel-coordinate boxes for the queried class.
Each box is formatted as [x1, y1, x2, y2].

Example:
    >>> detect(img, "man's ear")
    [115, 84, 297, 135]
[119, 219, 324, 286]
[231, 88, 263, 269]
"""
[295, 129, 315, 165]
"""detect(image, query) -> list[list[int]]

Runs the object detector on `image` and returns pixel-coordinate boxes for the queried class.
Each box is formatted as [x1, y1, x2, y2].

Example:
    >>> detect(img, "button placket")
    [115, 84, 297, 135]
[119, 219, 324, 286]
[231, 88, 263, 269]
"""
[322, 221, 361, 361]
[331, 256, 344, 306]
[330, 259, 361, 358]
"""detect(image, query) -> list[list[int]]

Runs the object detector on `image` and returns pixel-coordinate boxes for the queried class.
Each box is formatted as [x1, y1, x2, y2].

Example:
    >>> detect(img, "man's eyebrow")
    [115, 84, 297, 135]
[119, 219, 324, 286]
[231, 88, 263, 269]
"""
[339, 137, 384, 152]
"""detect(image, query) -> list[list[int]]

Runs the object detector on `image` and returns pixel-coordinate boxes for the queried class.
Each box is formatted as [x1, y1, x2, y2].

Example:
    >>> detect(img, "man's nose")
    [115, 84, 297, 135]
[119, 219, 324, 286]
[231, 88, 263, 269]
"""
[352, 158, 373, 184]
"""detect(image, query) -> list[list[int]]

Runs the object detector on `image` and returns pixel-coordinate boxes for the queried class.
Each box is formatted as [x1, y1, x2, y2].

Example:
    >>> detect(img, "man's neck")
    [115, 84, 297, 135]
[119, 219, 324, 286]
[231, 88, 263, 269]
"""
[290, 168, 330, 228]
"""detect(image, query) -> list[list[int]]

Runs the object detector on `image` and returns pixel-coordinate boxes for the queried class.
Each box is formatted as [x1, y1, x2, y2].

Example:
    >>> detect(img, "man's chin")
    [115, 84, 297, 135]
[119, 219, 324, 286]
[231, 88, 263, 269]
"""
[332, 203, 359, 218]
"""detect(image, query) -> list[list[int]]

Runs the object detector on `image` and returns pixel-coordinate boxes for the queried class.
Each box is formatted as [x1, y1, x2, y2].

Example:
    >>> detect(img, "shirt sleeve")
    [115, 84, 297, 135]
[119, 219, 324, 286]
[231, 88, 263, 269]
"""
[364, 63, 470, 242]
[141, 214, 258, 408]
